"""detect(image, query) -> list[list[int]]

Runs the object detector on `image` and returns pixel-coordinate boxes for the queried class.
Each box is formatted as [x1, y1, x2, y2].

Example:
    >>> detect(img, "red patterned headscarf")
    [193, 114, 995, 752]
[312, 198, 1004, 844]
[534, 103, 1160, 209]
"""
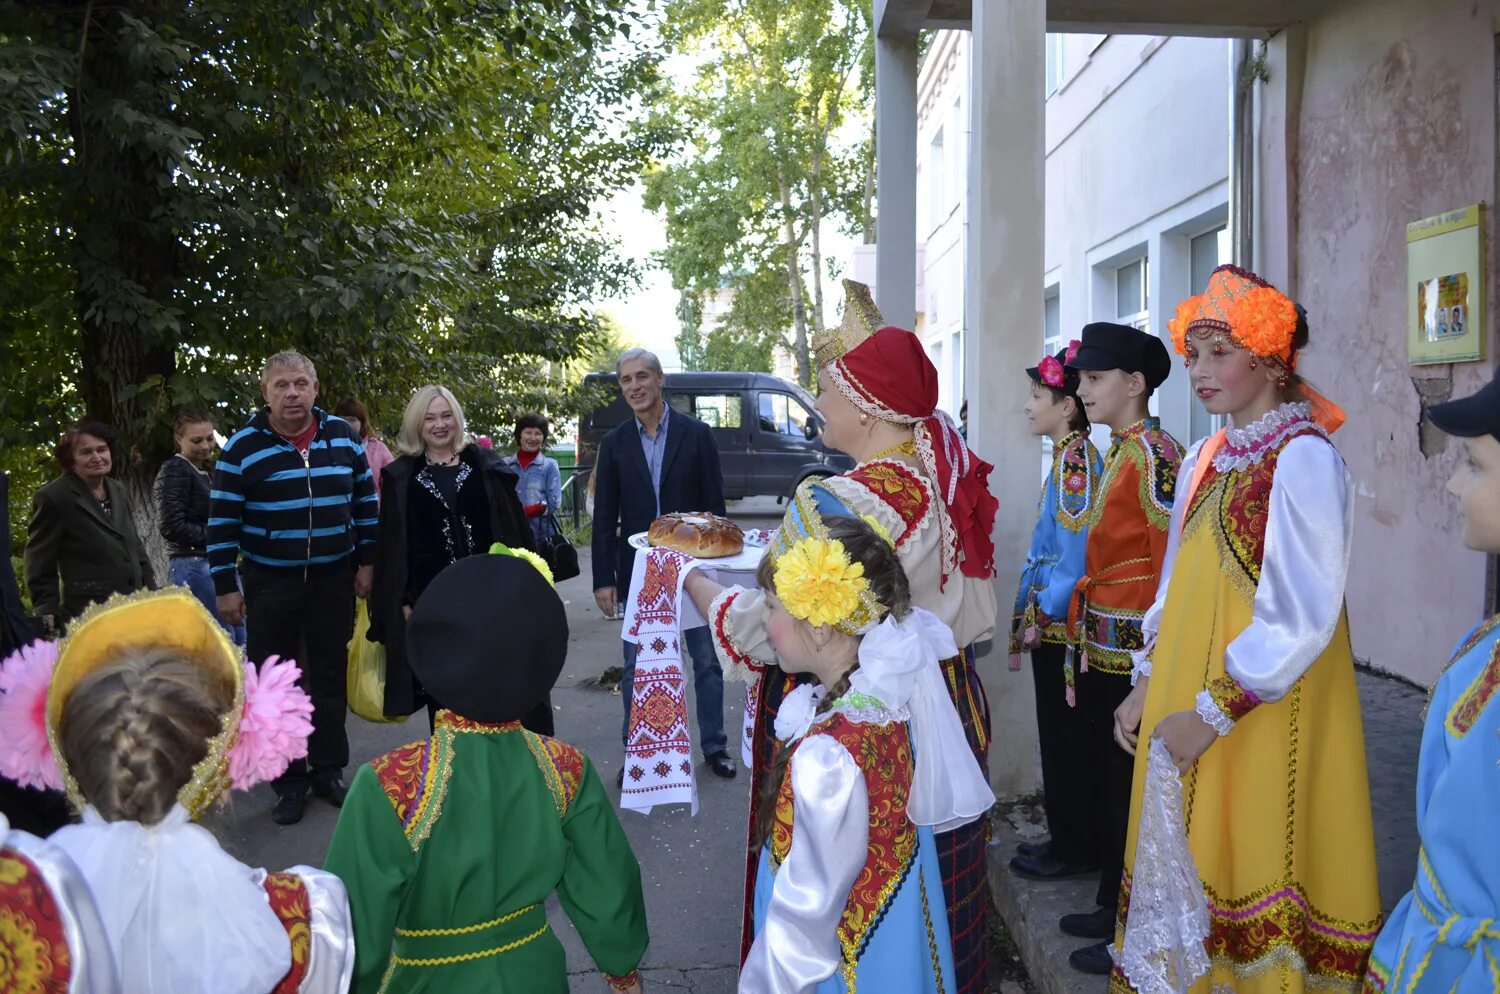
[828, 326, 999, 584]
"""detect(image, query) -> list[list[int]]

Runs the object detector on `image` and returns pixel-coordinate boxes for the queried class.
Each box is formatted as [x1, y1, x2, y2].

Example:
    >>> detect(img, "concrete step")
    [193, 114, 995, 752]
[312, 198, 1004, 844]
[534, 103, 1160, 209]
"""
[988, 803, 1108, 994]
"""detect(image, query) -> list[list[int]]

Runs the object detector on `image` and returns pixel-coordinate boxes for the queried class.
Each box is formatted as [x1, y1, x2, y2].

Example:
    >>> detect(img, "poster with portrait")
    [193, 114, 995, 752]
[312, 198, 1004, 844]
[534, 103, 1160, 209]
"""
[1407, 205, 1486, 365]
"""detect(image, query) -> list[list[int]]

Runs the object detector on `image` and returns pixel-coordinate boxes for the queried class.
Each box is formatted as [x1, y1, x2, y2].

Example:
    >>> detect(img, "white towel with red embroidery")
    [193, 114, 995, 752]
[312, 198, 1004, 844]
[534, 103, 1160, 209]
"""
[621, 547, 706, 815]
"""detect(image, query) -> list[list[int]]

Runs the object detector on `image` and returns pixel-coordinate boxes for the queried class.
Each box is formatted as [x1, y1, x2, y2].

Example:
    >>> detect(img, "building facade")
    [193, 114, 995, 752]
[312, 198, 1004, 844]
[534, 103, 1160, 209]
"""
[866, 0, 1498, 796]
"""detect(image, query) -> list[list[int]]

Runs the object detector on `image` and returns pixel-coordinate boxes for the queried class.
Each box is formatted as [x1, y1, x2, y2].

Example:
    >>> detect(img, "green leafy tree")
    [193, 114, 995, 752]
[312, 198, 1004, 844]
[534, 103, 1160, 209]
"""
[0, 0, 666, 565]
[643, 0, 872, 387]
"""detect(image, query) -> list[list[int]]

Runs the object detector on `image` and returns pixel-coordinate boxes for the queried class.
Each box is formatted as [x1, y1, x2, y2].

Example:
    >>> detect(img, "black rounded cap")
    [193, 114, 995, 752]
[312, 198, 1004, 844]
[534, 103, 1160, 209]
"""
[406, 553, 567, 724]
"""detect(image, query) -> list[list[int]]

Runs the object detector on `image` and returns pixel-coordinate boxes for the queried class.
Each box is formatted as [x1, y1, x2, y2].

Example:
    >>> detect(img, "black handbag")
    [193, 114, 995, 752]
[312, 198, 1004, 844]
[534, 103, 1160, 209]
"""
[537, 511, 580, 582]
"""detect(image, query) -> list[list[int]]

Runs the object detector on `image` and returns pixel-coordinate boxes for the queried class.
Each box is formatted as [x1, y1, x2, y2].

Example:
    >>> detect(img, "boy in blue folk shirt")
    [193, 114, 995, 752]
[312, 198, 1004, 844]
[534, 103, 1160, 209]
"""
[1009, 341, 1103, 881]
[1363, 375, 1500, 992]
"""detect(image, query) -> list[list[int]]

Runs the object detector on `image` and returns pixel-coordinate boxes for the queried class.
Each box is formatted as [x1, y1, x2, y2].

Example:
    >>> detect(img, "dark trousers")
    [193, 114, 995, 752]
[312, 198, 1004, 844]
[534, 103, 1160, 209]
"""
[1079, 664, 1135, 910]
[1031, 642, 1098, 865]
[243, 560, 355, 793]
[620, 625, 727, 757]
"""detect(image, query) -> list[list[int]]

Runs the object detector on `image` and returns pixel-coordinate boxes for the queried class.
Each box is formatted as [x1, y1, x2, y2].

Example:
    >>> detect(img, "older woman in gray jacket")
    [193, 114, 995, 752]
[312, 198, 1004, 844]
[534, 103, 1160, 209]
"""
[25, 421, 155, 632]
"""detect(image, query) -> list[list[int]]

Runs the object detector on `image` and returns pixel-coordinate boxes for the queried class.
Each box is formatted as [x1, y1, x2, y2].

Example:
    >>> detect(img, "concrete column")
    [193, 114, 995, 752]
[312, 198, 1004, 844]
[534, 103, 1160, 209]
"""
[966, 0, 1045, 800]
[875, 32, 919, 327]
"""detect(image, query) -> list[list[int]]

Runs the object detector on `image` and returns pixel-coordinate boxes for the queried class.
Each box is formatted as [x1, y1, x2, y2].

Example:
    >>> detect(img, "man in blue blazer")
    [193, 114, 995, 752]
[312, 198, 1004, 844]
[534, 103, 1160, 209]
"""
[593, 348, 736, 782]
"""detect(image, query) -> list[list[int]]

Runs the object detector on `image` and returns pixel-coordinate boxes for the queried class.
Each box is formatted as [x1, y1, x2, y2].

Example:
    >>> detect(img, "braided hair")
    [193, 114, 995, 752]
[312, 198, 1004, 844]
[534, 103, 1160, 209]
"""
[58, 645, 235, 826]
[751, 514, 913, 848]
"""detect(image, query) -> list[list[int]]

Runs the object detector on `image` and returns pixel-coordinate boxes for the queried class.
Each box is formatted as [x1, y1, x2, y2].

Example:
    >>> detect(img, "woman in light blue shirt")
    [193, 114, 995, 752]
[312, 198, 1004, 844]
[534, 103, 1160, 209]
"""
[505, 413, 564, 543]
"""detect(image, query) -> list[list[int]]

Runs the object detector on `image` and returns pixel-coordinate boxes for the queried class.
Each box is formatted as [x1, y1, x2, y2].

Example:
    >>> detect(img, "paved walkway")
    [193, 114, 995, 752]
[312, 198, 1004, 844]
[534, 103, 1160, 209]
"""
[986, 668, 1428, 994]
[222, 501, 789, 993]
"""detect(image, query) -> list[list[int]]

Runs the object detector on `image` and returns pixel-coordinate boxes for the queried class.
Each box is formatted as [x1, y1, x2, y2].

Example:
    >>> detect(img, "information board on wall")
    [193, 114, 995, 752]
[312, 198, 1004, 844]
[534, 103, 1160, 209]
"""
[1407, 204, 1487, 365]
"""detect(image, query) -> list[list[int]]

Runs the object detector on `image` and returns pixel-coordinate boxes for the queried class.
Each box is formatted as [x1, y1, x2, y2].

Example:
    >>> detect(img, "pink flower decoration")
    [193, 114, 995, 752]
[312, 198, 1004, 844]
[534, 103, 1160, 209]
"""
[476, 435, 494, 449]
[227, 656, 313, 790]
[1038, 356, 1065, 388]
[0, 640, 62, 790]
[1064, 339, 1081, 365]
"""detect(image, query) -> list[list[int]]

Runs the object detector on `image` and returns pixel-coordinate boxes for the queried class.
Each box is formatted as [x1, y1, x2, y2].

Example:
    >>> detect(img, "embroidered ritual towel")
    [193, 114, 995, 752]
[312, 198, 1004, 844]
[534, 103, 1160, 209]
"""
[621, 546, 704, 815]
[1114, 738, 1211, 994]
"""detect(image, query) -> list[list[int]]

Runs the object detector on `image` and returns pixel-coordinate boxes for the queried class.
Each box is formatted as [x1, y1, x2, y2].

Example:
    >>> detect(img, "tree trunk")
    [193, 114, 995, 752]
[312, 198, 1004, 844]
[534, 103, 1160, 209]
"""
[69, 5, 181, 579]
[776, 175, 811, 388]
[807, 186, 827, 344]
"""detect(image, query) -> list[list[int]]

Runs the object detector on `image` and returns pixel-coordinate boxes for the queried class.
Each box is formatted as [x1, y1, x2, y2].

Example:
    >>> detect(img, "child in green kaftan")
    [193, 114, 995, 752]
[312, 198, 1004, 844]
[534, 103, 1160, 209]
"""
[324, 551, 648, 994]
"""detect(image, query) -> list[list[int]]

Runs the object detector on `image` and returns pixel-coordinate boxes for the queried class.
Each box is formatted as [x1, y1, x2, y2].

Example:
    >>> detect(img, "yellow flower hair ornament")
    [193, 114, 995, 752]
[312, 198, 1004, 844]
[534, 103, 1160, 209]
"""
[773, 536, 885, 635]
[489, 542, 555, 587]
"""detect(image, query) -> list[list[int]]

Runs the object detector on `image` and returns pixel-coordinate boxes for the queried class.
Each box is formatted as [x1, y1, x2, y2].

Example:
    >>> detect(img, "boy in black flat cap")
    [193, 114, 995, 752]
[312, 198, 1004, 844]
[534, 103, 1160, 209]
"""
[325, 551, 649, 994]
[1051, 322, 1183, 976]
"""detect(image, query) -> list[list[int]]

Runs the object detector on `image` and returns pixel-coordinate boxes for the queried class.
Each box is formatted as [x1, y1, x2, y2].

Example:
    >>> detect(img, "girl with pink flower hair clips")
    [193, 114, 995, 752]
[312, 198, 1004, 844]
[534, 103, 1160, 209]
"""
[0, 588, 356, 994]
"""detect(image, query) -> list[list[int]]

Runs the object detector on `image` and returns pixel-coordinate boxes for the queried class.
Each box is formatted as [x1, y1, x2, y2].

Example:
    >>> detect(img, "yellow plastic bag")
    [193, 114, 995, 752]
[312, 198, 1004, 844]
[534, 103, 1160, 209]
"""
[347, 600, 404, 723]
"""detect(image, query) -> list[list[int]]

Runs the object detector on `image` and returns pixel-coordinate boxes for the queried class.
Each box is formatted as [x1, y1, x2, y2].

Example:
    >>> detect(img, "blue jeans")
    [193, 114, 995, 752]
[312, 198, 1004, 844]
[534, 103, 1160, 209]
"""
[168, 556, 247, 646]
[621, 625, 727, 757]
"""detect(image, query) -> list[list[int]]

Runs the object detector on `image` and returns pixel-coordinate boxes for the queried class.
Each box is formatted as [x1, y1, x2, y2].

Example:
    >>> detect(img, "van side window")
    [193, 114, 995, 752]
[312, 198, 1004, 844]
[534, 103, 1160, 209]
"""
[758, 393, 814, 436]
[683, 394, 742, 430]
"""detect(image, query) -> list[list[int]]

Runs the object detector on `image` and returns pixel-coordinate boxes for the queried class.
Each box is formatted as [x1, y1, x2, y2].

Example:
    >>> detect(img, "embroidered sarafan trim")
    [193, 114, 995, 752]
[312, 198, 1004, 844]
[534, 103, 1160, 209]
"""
[0, 847, 73, 990]
[1115, 874, 1381, 993]
[768, 713, 919, 980]
[263, 872, 312, 994]
[434, 712, 522, 735]
[372, 741, 429, 828]
[524, 731, 586, 817]
[1447, 633, 1500, 738]
[1095, 418, 1181, 532]
[1203, 674, 1260, 727]
[1215, 402, 1323, 472]
[1055, 431, 1100, 531]
[405, 728, 454, 851]
[1186, 425, 1332, 605]
[1079, 604, 1148, 675]
[841, 460, 934, 550]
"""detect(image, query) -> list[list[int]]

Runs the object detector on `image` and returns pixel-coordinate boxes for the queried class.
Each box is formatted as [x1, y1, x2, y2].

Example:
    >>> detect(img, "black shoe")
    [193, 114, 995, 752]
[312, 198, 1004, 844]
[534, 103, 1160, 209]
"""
[272, 788, 308, 826]
[312, 778, 348, 808]
[1016, 838, 1052, 859]
[706, 752, 737, 779]
[1069, 941, 1114, 975]
[1009, 853, 1100, 881]
[616, 768, 625, 788]
[1060, 906, 1114, 940]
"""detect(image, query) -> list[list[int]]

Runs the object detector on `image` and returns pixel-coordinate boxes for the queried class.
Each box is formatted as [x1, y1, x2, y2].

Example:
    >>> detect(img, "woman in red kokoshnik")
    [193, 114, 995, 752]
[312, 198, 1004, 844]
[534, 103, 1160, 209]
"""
[684, 280, 999, 994]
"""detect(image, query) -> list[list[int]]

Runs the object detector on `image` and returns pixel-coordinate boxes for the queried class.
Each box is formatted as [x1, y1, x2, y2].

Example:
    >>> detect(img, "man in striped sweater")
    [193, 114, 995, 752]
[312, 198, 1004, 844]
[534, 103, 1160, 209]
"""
[209, 349, 378, 825]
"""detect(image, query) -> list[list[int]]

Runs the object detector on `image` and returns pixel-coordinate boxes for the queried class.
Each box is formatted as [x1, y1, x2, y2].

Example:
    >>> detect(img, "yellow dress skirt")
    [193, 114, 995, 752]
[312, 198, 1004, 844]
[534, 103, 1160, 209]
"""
[1109, 484, 1382, 993]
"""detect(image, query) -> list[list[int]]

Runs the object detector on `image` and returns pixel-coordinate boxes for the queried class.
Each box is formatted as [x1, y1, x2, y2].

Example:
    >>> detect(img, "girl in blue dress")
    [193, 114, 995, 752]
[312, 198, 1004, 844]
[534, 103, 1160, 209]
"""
[734, 514, 993, 994]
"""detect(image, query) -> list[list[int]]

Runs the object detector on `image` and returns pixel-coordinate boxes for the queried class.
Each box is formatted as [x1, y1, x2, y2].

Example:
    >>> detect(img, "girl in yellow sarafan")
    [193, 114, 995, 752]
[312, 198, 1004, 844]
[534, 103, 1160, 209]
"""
[1109, 265, 1381, 994]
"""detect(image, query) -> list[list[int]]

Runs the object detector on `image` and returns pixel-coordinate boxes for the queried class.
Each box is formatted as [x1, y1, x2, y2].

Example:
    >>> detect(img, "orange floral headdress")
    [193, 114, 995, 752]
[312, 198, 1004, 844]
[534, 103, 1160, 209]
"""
[1167, 265, 1300, 376]
[1168, 264, 1345, 435]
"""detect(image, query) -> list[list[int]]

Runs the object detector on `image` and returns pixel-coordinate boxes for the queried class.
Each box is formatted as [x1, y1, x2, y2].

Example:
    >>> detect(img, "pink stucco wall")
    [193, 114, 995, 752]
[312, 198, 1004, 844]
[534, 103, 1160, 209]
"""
[1288, 0, 1496, 684]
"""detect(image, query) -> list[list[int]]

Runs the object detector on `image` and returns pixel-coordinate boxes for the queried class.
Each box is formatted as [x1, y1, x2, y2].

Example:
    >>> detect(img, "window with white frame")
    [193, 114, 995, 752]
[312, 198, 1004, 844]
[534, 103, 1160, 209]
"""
[1045, 34, 1064, 96]
[1115, 258, 1149, 329]
[927, 128, 946, 230]
[1043, 289, 1061, 357]
[1190, 227, 1230, 293]
[1188, 226, 1230, 441]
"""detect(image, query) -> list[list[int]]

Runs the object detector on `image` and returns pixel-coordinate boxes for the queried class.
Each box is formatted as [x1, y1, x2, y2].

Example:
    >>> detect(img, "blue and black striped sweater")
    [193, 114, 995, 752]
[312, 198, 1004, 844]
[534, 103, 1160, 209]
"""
[208, 408, 378, 594]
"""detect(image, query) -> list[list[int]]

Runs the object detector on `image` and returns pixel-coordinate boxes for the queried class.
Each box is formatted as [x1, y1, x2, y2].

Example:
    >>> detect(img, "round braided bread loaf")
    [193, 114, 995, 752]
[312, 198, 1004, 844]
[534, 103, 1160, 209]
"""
[646, 511, 744, 558]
